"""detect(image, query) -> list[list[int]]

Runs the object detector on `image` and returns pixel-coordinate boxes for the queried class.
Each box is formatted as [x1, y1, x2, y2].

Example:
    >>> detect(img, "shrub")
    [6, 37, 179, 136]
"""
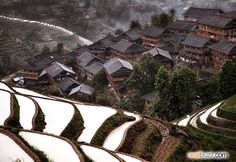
[91, 111, 135, 146]
[61, 107, 84, 140]
[34, 102, 46, 131]
[6, 95, 21, 128]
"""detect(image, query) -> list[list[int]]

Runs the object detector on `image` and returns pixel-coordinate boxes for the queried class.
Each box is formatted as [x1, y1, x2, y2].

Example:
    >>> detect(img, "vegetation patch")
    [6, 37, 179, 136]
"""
[61, 107, 84, 140]
[6, 95, 22, 128]
[76, 143, 93, 162]
[221, 95, 236, 113]
[90, 111, 135, 146]
[217, 108, 236, 122]
[184, 126, 236, 162]
[34, 102, 46, 132]
[140, 127, 162, 161]
[16, 133, 50, 162]
[118, 120, 147, 154]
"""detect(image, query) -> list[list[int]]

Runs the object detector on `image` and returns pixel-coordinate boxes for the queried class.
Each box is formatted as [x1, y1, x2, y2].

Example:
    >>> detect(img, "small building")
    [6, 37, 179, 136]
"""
[104, 58, 133, 97]
[143, 47, 173, 68]
[183, 7, 223, 21]
[88, 34, 116, 59]
[39, 62, 77, 82]
[118, 27, 143, 44]
[58, 77, 81, 94]
[76, 52, 104, 80]
[181, 34, 212, 66]
[166, 20, 197, 36]
[109, 39, 147, 61]
[197, 15, 236, 42]
[141, 91, 157, 108]
[142, 26, 165, 49]
[69, 84, 95, 101]
[208, 39, 236, 69]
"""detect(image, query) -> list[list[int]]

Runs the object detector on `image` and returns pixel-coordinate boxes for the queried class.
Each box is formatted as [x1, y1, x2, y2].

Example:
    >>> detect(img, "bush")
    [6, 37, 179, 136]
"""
[34, 102, 46, 131]
[95, 93, 114, 106]
[61, 107, 84, 140]
[6, 95, 21, 128]
[91, 111, 135, 146]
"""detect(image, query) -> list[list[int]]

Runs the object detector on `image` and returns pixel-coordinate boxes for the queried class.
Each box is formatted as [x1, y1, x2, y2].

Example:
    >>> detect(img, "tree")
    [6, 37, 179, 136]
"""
[151, 12, 174, 28]
[96, 93, 113, 106]
[129, 20, 142, 29]
[153, 67, 196, 121]
[126, 89, 144, 113]
[56, 42, 64, 53]
[92, 69, 109, 91]
[41, 45, 50, 54]
[197, 76, 219, 106]
[218, 60, 236, 99]
[114, 29, 123, 36]
[129, 55, 160, 95]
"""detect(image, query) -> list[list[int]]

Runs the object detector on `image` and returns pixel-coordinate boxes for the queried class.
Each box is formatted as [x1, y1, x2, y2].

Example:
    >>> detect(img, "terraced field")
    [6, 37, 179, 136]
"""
[0, 81, 179, 162]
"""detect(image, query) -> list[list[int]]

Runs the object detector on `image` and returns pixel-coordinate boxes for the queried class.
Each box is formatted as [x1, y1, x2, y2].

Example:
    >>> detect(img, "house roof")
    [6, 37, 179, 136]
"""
[124, 27, 142, 41]
[83, 61, 104, 75]
[103, 58, 133, 75]
[141, 91, 157, 102]
[58, 77, 80, 91]
[208, 39, 236, 55]
[221, 11, 236, 19]
[167, 20, 197, 31]
[198, 15, 235, 28]
[76, 52, 104, 75]
[183, 7, 223, 20]
[89, 34, 116, 49]
[144, 47, 173, 60]
[39, 62, 76, 78]
[69, 84, 94, 96]
[182, 34, 211, 48]
[142, 26, 165, 38]
[110, 39, 147, 53]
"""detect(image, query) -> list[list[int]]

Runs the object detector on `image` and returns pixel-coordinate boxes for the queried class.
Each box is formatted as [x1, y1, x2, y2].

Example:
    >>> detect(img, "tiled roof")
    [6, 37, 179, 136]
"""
[167, 20, 197, 31]
[141, 91, 157, 102]
[144, 47, 173, 60]
[39, 61, 76, 78]
[103, 58, 133, 75]
[58, 77, 80, 91]
[183, 7, 223, 20]
[124, 27, 142, 41]
[198, 15, 234, 28]
[208, 39, 236, 55]
[142, 26, 165, 38]
[182, 34, 211, 48]
[69, 84, 94, 96]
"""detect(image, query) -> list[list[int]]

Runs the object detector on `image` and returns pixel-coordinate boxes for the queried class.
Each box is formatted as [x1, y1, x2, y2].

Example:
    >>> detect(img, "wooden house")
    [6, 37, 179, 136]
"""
[69, 84, 95, 102]
[58, 77, 81, 94]
[109, 39, 147, 61]
[76, 52, 104, 80]
[208, 39, 236, 69]
[39, 62, 77, 83]
[142, 26, 165, 49]
[143, 47, 173, 68]
[183, 7, 223, 21]
[197, 15, 236, 42]
[181, 34, 213, 66]
[103, 58, 133, 97]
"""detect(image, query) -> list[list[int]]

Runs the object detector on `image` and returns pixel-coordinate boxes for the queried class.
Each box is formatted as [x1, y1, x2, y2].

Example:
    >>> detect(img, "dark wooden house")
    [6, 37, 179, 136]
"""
[69, 83, 95, 101]
[183, 7, 223, 21]
[208, 39, 236, 69]
[58, 77, 81, 94]
[104, 58, 133, 97]
[181, 34, 212, 66]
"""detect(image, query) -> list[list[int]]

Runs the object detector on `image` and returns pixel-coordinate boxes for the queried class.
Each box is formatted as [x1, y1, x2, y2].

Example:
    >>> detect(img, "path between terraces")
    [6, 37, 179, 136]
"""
[151, 120, 181, 162]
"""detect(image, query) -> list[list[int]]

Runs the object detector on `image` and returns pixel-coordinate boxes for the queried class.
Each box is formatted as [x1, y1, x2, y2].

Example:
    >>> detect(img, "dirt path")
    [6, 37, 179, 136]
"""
[149, 119, 181, 162]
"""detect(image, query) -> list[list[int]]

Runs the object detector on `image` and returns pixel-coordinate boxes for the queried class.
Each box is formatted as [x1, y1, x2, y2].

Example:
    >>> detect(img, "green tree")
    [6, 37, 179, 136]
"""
[126, 89, 144, 113]
[114, 29, 123, 36]
[218, 60, 236, 99]
[151, 12, 174, 28]
[96, 93, 113, 106]
[41, 45, 50, 54]
[129, 20, 142, 29]
[92, 69, 108, 91]
[129, 55, 160, 95]
[153, 67, 196, 121]
[197, 76, 219, 106]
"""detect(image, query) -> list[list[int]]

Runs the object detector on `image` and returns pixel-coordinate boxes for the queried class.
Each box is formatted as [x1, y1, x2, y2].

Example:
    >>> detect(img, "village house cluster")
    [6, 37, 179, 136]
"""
[13, 6, 236, 102]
